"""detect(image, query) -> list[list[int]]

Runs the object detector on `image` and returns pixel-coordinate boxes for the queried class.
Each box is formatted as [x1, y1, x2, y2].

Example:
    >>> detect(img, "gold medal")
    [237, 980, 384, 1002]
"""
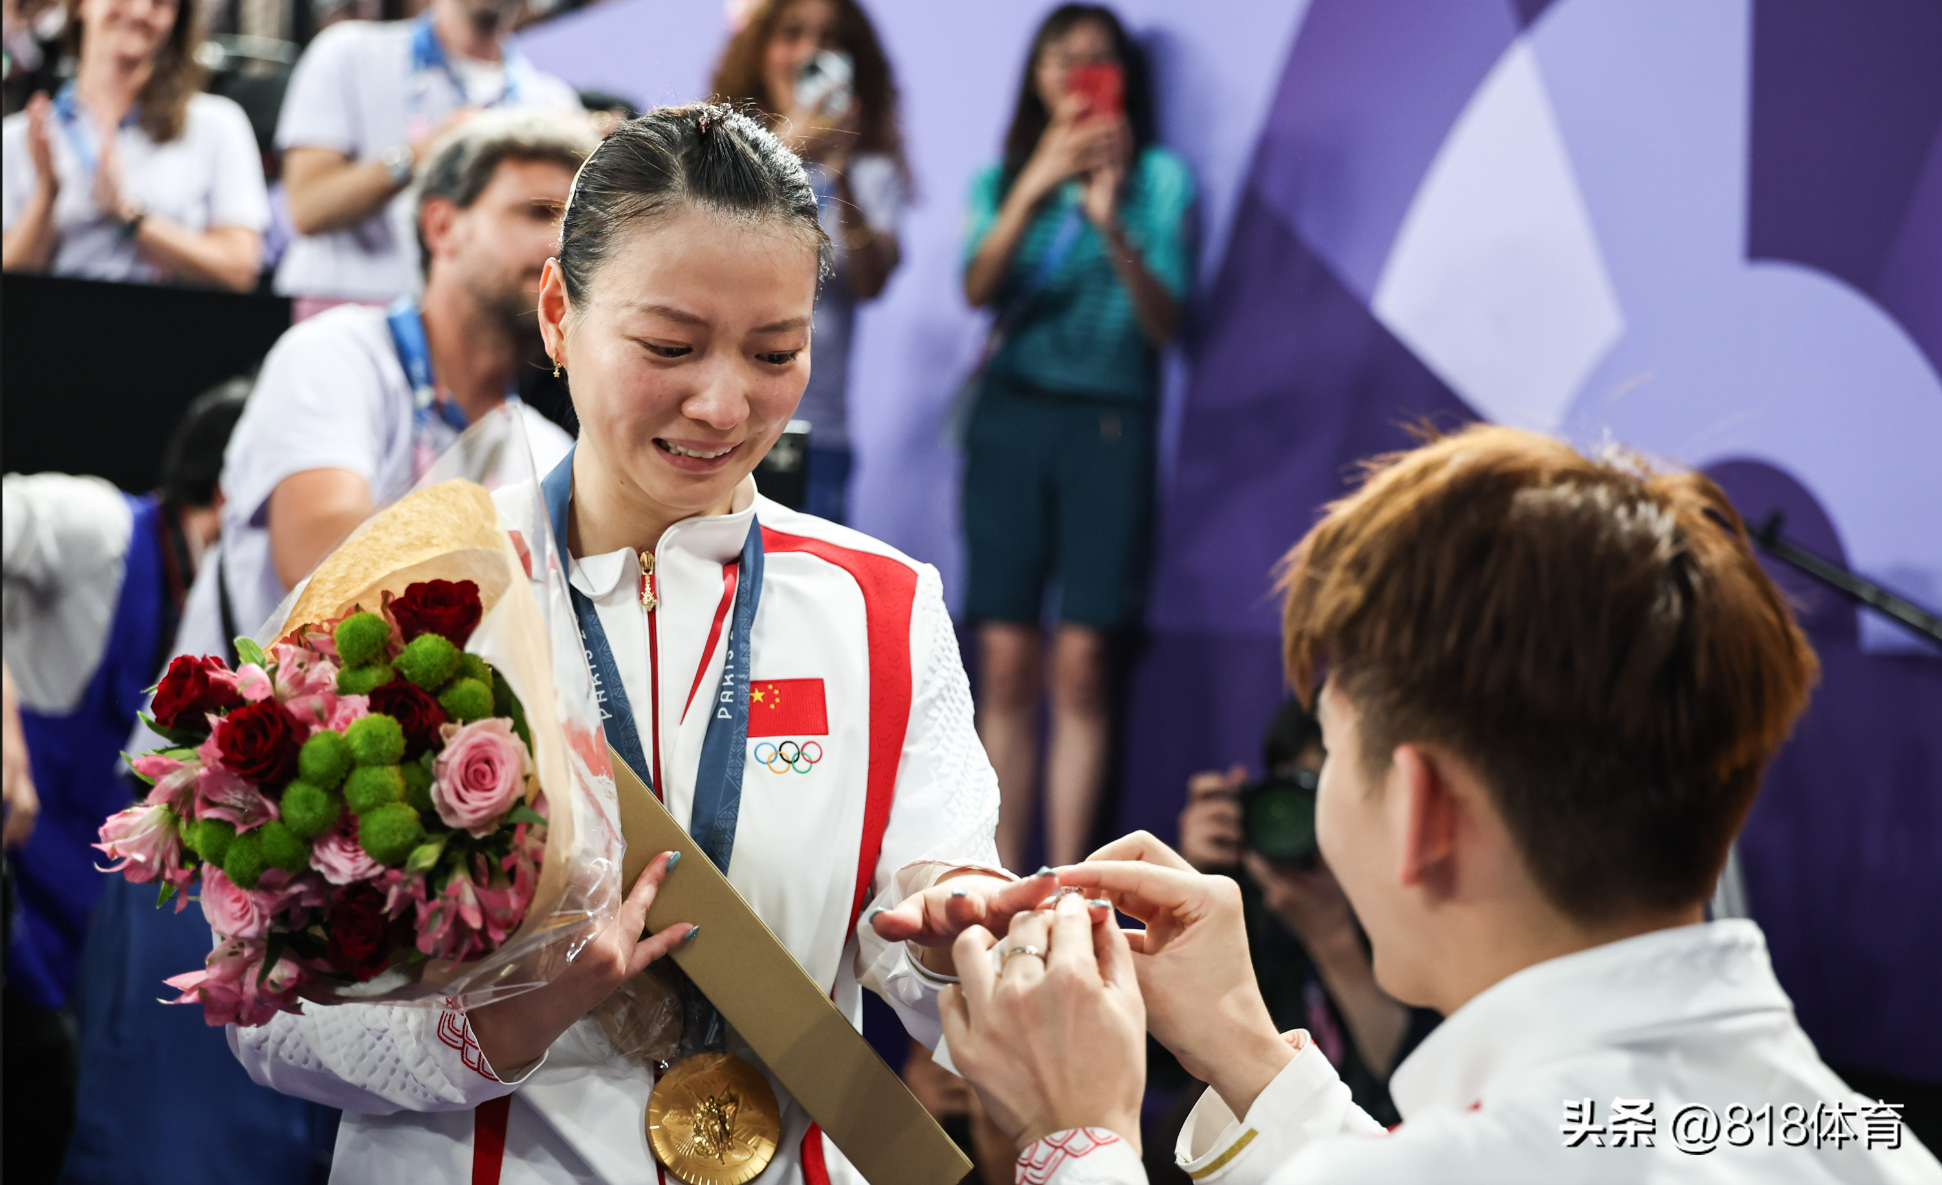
[646, 1052, 781, 1185]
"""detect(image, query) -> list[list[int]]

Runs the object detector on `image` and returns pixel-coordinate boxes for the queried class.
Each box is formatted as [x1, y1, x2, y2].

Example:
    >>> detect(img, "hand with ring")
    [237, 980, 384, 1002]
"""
[939, 894, 1147, 1154]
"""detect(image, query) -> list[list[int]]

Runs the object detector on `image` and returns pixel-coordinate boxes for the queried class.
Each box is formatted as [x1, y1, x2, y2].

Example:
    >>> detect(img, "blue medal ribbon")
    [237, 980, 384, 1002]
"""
[539, 448, 762, 871]
[386, 298, 475, 436]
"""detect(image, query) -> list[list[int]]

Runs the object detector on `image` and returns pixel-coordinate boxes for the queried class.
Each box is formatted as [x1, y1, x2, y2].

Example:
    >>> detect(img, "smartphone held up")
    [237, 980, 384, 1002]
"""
[1067, 61, 1124, 119]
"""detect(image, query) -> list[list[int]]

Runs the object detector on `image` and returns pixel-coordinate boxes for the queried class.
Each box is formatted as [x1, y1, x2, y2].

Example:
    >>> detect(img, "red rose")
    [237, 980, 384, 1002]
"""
[214, 699, 304, 786]
[390, 579, 483, 646]
[326, 884, 397, 981]
[151, 655, 245, 733]
[368, 680, 448, 756]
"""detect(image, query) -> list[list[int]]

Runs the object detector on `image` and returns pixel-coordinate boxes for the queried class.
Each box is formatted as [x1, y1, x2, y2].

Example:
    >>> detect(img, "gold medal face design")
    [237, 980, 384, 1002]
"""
[646, 1052, 781, 1185]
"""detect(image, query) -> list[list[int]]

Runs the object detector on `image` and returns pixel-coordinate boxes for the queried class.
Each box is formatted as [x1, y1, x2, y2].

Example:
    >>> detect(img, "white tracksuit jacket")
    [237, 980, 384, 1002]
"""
[230, 481, 1004, 1184]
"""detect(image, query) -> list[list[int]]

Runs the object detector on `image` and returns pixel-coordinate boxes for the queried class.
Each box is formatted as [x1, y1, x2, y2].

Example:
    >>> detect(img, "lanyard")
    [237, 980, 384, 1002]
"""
[50, 81, 138, 182]
[408, 14, 525, 115]
[386, 298, 523, 481]
[539, 448, 764, 871]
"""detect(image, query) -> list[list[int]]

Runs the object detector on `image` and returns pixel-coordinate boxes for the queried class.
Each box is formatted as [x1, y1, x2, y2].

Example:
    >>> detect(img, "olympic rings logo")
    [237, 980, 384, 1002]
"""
[753, 740, 823, 775]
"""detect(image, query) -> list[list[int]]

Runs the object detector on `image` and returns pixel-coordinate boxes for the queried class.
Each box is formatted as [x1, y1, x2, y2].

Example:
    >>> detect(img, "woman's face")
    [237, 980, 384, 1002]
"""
[763, 0, 842, 108]
[540, 206, 819, 525]
[1033, 18, 1118, 113]
[79, 0, 178, 65]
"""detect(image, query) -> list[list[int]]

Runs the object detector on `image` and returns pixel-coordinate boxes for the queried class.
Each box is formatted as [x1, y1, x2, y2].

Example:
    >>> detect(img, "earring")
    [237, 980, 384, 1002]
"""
[552, 359, 564, 379]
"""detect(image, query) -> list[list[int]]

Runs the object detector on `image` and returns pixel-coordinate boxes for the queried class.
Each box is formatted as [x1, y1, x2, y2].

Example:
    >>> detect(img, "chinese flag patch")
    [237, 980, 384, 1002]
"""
[747, 678, 828, 737]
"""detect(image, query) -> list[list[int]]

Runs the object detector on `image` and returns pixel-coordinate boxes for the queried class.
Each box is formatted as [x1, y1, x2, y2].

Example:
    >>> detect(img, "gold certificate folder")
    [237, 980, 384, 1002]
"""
[612, 749, 973, 1185]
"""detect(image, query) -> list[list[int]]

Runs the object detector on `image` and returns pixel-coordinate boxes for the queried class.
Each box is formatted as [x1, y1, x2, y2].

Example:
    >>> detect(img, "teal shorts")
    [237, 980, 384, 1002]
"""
[962, 378, 1155, 630]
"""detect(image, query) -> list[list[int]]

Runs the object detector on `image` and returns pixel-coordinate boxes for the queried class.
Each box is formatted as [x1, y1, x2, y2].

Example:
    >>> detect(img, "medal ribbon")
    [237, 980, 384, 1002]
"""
[539, 447, 762, 871]
[50, 81, 140, 185]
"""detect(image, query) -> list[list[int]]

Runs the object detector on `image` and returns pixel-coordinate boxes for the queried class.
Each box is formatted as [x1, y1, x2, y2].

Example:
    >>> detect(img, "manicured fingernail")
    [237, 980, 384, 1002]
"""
[867, 907, 885, 923]
[666, 851, 681, 872]
[1088, 898, 1110, 909]
[950, 889, 970, 898]
[1035, 866, 1055, 877]
[683, 925, 701, 944]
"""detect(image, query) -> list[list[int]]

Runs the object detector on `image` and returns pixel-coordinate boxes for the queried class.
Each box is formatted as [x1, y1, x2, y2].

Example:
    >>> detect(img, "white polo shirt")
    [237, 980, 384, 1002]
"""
[1, 92, 269, 285]
[170, 303, 573, 663]
[271, 18, 581, 302]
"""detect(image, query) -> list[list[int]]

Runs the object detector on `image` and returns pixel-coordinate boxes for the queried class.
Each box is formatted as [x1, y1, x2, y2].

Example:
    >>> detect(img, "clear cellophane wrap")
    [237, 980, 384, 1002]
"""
[256, 408, 625, 1011]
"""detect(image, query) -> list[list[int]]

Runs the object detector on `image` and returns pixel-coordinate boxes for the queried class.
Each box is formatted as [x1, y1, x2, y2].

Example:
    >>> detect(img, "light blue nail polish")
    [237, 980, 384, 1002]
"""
[1035, 865, 1055, 877]
[950, 889, 970, 898]
[1088, 898, 1110, 909]
[867, 907, 886, 923]
[666, 851, 681, 872]
[683, 925, 701, 945]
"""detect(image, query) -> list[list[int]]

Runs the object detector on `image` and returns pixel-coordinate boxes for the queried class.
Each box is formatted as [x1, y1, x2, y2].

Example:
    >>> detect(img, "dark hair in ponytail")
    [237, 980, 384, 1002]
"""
[558, 102, 829, 307]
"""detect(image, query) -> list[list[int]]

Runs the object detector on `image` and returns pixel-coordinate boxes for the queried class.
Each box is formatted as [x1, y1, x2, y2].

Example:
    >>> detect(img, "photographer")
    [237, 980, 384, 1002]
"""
[1175, 699, 1436, 1129]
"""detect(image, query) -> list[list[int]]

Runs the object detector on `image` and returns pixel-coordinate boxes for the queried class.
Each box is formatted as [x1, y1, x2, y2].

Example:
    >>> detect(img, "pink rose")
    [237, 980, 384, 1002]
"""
[309, 819, 383, 885]
[431, 719, 529, 837]
[285, 690, 367, 734]
[271, 642, 339, 700]
[234, 663, 274, 703]
[201, 867, 278, 939]
[94, 803, 184, 884]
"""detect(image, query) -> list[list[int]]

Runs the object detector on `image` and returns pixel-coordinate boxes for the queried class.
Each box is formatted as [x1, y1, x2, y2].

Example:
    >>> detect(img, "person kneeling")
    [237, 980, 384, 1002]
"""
[940, 425, 1942, 1184]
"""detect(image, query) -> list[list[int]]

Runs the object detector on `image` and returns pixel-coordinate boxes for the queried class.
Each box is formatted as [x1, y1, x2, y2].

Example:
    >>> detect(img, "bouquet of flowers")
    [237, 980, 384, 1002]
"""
[99, 422, 625, 1027]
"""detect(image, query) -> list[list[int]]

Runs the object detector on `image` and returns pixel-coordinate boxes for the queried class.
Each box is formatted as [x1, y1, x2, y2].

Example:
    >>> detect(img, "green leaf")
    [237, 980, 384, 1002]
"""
[156, 881, 178, 909]
[138, 711, 210, 747]
[504, 803, 547, 829]
[235, 637, 270, 669]
[405, 836, 448, 874]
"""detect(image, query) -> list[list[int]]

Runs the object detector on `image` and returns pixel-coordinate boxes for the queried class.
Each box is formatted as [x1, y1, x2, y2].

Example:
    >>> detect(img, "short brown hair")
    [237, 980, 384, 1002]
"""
[1281, 424, 1818, 923]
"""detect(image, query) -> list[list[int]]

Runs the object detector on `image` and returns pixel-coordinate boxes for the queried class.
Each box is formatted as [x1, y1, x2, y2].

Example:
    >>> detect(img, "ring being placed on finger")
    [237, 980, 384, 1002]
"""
[1002, 945, 1045, 964]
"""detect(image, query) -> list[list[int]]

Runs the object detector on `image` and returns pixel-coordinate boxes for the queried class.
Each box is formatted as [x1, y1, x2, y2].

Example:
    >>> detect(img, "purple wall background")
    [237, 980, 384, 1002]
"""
[523, 0, 1942, 1082]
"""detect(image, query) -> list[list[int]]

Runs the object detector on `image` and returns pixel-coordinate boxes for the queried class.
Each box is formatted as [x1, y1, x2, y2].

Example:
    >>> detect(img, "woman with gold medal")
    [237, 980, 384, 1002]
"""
[230, 105, 1044, 1184]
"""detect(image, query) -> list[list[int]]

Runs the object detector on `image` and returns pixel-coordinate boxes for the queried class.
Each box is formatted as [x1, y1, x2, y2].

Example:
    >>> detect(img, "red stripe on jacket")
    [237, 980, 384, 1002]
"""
[759, 528, 916, 936]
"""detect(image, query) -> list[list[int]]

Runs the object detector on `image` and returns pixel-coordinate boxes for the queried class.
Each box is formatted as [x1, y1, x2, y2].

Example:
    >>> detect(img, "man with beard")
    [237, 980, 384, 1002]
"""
[173, 110, 582, 667]
[273, 0, 584, 315]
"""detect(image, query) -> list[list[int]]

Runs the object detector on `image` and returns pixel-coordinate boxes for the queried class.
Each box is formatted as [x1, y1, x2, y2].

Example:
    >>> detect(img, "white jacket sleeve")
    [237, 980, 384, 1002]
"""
[855, 564, 1007, 1050]
[1018, 1128, 1148, 1184]
[228, 1000, 541, 1115]
[1174, 1042, 1385, 1183]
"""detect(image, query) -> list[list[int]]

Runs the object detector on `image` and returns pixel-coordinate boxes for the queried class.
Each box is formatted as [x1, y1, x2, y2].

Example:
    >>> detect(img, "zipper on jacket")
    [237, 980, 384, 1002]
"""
[641, 549, 664, 797]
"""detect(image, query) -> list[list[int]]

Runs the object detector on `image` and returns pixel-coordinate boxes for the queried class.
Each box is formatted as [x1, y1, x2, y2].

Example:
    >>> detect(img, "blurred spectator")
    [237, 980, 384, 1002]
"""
[1, 380, 246, 1185]
[1170, 699, 1438, 1134]
[960, 4, 1192, 867]
[2, 0, 66, 113]
[1, 0, 268, 290]
[576, 85, 635, 138]
[170, 108, 582, 668]
[712, 0, 907, 523]
[271, 0, 581, 315]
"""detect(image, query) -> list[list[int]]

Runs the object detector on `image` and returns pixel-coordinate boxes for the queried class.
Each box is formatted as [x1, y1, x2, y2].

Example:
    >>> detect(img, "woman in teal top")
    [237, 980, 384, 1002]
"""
[961, 3, 1193, 869]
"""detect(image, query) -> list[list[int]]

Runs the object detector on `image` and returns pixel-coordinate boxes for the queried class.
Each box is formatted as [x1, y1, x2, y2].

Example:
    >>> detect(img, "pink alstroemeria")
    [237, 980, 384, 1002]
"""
[257, 867, 331, 927]
[234, 663, 274, 703]
[94, 803, 184, 884]
[133, 752, 200, 814]
[285, 689, 368, 734]
[164, 938, 306, 1027]
[193, 731, 279, 832]
[271, 642, 339, 700]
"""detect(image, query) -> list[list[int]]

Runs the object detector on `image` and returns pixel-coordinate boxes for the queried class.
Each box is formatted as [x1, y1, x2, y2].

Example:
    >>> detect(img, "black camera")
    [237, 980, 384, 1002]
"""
[1239, 767, 1320, 868]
